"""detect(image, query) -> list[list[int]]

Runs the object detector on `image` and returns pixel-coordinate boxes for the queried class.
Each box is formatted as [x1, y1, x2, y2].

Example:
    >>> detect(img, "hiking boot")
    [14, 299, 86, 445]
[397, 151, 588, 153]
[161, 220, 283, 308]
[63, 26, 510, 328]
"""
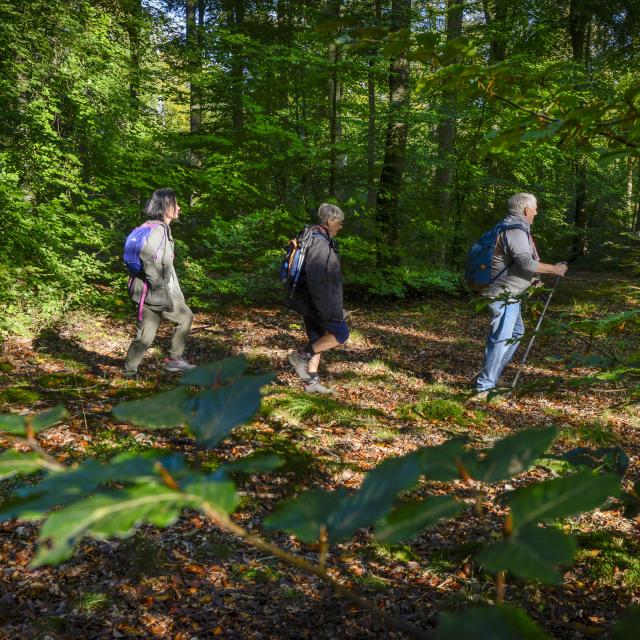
[304, 376, 334, 394]
[288, 350, 312, 381]
[466, 390, 489, 404]
[164, 357, 196, 373]
[467, 388, 511, 404]
[123, 370, 138, 380]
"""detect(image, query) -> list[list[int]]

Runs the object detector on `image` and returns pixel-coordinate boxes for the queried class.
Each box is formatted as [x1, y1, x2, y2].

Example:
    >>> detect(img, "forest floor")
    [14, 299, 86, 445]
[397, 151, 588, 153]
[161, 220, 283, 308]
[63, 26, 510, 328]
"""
[1, 271, 639, 640]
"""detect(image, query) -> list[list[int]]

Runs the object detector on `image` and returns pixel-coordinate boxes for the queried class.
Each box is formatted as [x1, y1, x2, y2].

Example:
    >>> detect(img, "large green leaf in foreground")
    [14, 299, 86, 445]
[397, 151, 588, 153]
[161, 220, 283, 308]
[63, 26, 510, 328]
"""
[436, 604, 552, 640]
[375, 495, 464, 542]
[0, 452, 188, 522]
[0, 405, 67, 435]
[477, 525, 576, 584]
[327, 452, 422, 542]
[468, 427, 558, 483]
[0, 450, 49, 481]
[264, 488, 348, 544]
[112, 365, 273, 448]
[34, 478, 237, 566]
[508, 471, 621, 532]
[184, 374, 273, 447]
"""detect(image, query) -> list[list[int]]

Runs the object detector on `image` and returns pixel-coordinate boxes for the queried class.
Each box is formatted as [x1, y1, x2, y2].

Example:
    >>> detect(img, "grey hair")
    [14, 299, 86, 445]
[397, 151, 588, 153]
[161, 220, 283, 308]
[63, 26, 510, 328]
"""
[145, 188, 177, 220]
[317, 203, 345, 225]
[507, 193, 537, 217]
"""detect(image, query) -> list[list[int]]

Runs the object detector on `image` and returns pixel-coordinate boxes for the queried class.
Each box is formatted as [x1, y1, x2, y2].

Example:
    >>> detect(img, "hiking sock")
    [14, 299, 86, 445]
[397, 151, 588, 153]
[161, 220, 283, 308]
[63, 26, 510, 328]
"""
[302, 343, 316, 359]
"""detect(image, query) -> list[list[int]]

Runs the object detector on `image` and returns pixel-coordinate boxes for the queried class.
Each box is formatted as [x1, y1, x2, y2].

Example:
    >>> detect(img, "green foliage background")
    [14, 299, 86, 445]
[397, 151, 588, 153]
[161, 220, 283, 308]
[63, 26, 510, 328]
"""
[1, 0, 639, 338]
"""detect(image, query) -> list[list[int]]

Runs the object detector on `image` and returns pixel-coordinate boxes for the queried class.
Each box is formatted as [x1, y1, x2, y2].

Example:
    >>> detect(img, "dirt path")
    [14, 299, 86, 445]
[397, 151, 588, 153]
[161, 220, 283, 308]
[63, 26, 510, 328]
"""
[0, 273, 639, 639]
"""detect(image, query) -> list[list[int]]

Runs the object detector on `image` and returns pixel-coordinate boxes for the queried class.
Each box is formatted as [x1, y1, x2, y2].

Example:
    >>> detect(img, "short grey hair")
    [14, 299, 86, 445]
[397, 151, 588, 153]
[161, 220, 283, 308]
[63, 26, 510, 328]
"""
[508, 193, 537, 217]
[317, 203, 345, 225]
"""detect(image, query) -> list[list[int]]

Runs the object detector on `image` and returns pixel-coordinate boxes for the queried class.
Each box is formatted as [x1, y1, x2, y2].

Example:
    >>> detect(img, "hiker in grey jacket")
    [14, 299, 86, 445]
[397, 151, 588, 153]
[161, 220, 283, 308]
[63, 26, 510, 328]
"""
[286, 203, 349, 394]
[474, 193, 568, 398]
[123, 189, 195, 378]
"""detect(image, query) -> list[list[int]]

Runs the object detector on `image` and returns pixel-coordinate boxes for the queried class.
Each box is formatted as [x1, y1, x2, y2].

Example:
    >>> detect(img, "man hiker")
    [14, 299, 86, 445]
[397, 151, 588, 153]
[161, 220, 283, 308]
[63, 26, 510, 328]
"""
[123, 189, 196, 378]
[286, 203, 349, 394]
[473, 193, 568, 399]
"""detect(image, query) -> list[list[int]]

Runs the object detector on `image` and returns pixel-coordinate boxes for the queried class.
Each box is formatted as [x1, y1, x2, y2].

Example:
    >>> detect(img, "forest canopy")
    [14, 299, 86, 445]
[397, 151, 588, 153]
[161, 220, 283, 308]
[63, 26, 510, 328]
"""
[1, 0, 639, 336]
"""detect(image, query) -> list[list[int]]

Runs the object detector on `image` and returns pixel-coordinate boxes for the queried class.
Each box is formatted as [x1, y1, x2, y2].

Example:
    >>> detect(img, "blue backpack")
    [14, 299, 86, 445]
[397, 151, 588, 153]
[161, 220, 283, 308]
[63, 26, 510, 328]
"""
[465, 221, 528, 290]
[280, 225, 324, 296]
[123, 221, 166, 277]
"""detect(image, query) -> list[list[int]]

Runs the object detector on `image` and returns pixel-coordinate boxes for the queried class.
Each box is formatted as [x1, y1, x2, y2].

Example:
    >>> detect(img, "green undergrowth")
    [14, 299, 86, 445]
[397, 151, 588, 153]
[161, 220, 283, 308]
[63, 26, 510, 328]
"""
[397, 383, 483, 427]
[575, 531, 640, 588]
[0, 385, 41, 405]
[72, 592, 111, 613]
[561, 416, 619, 448]
[365, 541, 420, 564]
[85, 428, 149, 461]
[261, 389, 384, 428]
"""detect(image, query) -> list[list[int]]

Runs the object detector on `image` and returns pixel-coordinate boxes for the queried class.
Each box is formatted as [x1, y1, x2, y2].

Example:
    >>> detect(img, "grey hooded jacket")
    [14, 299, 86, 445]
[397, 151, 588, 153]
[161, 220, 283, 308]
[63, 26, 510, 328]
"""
[484, 214, 540, 298]
[128, 222, 184, 311]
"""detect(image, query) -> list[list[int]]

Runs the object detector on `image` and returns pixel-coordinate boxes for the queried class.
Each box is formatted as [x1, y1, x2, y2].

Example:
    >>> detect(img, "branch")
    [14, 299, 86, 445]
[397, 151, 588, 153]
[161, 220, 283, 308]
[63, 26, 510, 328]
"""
[200, 502, 434, 640]
[1, 435, 66, 472]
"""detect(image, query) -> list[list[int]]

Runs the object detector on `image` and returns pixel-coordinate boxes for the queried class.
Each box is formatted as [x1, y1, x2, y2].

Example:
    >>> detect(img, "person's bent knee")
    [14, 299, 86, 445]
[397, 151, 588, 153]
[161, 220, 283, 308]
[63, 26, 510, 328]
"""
[325, 320, 349, 344]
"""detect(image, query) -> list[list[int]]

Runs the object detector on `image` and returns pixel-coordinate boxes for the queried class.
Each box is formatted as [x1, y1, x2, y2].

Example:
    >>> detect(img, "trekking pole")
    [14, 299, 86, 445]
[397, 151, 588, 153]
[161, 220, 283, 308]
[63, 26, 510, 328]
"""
[511, 275, 561, 390]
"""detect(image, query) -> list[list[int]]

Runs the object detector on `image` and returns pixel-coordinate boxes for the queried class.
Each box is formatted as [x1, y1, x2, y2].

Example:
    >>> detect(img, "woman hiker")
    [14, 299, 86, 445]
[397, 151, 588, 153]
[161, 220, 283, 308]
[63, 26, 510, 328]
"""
[123, 189, 196, 378]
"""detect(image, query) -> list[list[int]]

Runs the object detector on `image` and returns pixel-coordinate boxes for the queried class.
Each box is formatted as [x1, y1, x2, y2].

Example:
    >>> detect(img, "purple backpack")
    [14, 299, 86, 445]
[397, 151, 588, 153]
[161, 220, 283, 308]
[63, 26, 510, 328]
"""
[123, 221, 166, 277]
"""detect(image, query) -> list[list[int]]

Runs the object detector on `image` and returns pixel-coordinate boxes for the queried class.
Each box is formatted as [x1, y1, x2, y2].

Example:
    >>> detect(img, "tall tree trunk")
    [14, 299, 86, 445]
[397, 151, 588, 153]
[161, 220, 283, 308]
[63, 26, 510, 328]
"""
[367, 0, 382, 208]
[434, 0, 463, 265]
[569, 0, 592, 257]
[375, 0, 411, 266]
[328, 0, 344, 199]
[226, 0, 245, 134]
[482, 0, 507, 63]
[124, 0, 143, 105]
[186, 0, 201, 166]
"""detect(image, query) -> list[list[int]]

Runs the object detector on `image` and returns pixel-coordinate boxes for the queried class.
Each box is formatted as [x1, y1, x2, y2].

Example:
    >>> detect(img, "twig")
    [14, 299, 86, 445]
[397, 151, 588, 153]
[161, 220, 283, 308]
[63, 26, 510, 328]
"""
[1, 434, 66, 472]
[200, 502, 434, 640]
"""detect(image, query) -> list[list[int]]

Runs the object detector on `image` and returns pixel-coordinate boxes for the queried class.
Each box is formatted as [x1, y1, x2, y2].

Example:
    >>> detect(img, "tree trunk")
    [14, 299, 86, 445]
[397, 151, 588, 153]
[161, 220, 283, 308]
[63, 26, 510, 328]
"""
[375, 0, 411, 265]
[328, 0, 344, 199]
[482, 0, 507, 63]
[569, 0, 592, 257]
[367, 0, 382, 209]
[186, 0, 201, 166]
[124, 0, 143, 105]
[434, 0, 463, 265]
[225, 0, 244, 134]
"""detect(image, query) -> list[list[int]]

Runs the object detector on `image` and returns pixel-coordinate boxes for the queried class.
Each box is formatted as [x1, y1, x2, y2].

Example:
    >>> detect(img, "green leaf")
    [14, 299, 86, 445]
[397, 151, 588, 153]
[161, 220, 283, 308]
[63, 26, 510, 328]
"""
[418, 438, 470, 481]
[327, 452, 421, 542]
[32, 405, 68, 432]
[562, 447, 629, 476]
[468, 428, 558, 483]
[613, 607, 640, 639]
[436, 604, 552, 640]
[477, 526, 576, 584]
[31, 473, 230, 567]
[182, 476, 239, 513]
[376, 495, 464, 542]
[185, 374, 273, 448]
[34, 483, 191, 566]
[0, 453, 188, 522]
[0, 414, 27, 435]
[112, 387, 191, 428]
[509, 471, 621, 532]
[215, 453, 285, 477]
[264, 488, 348, 544]
[179, 356, 248, 387]
[0, 450, 48, 481]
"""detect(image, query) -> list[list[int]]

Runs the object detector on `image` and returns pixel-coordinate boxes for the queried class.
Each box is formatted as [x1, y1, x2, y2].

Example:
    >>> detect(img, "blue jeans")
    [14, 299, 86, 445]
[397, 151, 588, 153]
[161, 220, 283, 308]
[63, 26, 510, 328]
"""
[476, 300, 524, 392]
